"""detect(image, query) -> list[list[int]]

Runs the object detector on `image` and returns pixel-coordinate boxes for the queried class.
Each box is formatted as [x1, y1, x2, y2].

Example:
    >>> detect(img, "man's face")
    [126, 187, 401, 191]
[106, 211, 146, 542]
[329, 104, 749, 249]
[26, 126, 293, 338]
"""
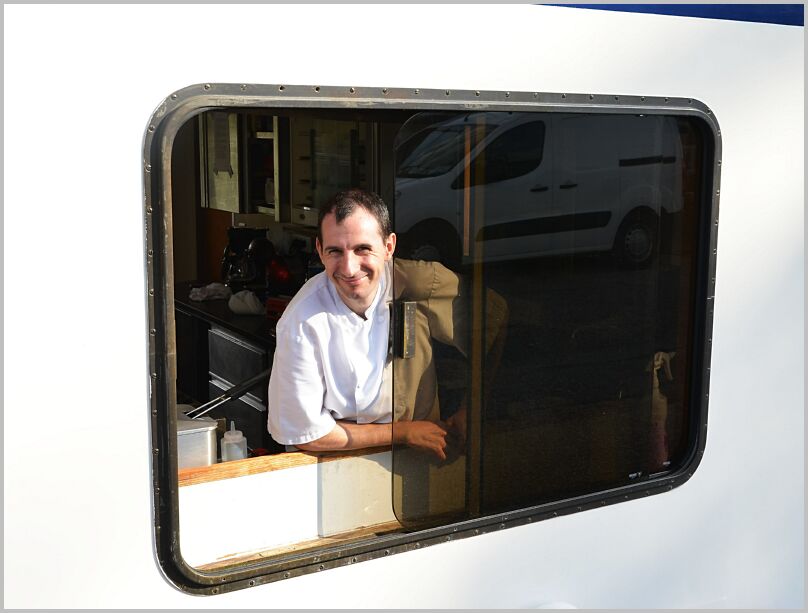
[316, 207, 396, 317]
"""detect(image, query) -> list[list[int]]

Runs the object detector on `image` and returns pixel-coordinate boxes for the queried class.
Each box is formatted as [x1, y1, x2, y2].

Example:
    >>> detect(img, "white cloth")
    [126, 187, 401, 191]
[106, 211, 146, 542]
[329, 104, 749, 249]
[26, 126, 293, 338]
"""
[228, 290, 265, 315]
[267, 266, 392, 446]
[188, 282, 232, 302]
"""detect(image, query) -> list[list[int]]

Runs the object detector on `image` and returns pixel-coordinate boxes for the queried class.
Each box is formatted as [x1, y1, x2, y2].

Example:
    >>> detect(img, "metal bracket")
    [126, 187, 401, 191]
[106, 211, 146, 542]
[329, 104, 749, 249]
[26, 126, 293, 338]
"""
[398, 301, 417, 359]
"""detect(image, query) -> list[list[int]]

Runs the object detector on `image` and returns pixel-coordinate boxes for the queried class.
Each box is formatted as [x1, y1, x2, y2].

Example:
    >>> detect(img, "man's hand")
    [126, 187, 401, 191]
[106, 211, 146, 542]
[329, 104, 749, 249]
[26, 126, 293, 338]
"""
[395, 420, 449, 461]
[445, 407, 467, 445]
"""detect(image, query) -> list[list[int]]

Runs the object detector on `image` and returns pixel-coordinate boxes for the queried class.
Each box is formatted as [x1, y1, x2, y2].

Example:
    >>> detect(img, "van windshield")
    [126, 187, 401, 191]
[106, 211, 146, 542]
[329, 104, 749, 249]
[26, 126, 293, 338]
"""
[397, 124, 496, 178]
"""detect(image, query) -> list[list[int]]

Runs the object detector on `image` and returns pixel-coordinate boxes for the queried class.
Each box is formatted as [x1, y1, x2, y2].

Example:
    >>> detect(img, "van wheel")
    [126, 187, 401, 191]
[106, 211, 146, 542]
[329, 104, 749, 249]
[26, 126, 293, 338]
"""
[399, 224, 461, 269]
[614, 210, 658, 267]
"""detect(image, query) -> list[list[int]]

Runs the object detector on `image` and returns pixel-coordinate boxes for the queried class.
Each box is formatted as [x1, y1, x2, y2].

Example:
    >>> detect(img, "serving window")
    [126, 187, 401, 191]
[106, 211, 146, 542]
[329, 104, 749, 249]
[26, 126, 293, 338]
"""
[144, 85, 718, 594]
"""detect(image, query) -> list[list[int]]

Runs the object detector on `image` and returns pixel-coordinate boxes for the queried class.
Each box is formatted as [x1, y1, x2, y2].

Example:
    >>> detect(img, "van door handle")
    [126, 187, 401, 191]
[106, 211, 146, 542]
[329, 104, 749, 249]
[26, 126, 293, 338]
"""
[530, 185, 549, 192]
[559, 182, 578, 189]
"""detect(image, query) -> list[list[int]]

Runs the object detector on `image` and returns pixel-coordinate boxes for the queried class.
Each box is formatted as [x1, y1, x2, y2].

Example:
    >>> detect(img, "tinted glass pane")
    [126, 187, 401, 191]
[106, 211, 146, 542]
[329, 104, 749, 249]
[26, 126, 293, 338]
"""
[391, 111, 707, 525]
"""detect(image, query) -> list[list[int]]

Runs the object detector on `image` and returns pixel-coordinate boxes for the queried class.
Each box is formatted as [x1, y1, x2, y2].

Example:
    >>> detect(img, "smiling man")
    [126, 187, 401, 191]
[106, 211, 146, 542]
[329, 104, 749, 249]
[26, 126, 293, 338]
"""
[267, 189, 458, 459]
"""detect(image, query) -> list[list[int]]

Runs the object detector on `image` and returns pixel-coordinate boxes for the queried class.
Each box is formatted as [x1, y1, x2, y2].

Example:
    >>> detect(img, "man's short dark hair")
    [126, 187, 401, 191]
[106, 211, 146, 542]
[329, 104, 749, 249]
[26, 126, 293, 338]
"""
[317, 189, 392, 242]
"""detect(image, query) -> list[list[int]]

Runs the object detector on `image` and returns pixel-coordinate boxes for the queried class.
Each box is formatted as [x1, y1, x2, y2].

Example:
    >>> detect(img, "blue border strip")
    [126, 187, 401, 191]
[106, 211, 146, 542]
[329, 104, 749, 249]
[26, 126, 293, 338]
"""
[551, 4, 804, 26]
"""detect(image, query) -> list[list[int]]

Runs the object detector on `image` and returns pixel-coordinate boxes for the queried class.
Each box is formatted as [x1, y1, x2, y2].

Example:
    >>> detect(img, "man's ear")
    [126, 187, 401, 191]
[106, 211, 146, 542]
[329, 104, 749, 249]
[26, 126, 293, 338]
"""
[315, 237, 324, 264]
[385, 232, 397, 259]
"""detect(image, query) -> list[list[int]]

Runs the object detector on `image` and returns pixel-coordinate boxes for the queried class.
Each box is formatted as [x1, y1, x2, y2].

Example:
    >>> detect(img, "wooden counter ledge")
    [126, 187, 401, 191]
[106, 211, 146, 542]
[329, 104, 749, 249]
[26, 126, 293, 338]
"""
[178, 446, 390, 487]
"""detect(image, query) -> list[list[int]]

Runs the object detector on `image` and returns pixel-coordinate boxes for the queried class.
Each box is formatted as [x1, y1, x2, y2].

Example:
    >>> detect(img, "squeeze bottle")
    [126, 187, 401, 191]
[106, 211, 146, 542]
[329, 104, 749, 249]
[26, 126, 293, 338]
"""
[221, 421, 248, 461]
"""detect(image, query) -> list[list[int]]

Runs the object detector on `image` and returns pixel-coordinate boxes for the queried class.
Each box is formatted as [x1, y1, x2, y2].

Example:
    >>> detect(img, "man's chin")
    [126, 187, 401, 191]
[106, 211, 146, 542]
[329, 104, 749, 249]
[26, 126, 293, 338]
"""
[336, 287, 368, 310]
[338, 278, 369, 295]
[333, 277, 378, 311]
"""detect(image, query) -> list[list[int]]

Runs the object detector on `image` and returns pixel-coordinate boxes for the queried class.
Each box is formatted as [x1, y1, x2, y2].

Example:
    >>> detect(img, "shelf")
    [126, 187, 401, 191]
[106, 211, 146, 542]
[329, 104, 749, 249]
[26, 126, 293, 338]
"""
[245, 115, 281, 221]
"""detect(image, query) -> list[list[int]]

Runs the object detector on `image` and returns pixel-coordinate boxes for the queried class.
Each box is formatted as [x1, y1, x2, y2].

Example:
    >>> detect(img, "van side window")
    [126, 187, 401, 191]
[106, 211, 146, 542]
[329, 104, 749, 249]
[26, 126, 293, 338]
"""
[471, 120, 545, 185]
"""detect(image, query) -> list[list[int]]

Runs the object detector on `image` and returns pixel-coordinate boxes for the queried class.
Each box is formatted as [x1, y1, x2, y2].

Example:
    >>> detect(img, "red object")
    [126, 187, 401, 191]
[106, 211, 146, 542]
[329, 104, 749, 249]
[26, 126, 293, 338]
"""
[267, 258, 290, 284]
[266, 296, 291, 320]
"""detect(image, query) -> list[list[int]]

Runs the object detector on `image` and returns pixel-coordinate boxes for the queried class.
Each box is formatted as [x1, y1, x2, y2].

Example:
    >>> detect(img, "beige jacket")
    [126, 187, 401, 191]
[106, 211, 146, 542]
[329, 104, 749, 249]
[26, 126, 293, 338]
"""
[390, 259, 509, 423]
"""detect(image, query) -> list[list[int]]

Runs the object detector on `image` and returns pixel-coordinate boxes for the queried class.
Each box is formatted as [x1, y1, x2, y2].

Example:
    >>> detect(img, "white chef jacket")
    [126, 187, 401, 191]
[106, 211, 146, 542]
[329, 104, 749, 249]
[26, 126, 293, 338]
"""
[267, 265, 393, 446]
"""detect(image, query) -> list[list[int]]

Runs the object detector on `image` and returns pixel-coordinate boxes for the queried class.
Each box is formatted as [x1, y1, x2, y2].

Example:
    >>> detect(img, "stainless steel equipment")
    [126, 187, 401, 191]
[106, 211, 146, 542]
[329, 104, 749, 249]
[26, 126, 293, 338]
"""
[176, 405, 218, 469]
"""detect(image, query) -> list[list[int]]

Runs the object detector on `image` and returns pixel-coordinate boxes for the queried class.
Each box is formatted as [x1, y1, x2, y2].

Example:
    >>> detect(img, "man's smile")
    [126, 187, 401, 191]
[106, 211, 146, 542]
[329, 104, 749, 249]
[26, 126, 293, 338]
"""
[336, 274, 368, 287]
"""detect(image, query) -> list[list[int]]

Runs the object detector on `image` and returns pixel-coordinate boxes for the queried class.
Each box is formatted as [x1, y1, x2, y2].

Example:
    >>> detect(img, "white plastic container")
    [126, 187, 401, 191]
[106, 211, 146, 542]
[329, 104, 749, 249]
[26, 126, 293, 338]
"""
[221, 421, 248, 462]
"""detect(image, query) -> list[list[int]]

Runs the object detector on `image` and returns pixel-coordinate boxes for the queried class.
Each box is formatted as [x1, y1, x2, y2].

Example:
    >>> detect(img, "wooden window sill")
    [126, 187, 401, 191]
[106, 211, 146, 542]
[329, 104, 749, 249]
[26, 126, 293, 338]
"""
[194, 520, 404, 571]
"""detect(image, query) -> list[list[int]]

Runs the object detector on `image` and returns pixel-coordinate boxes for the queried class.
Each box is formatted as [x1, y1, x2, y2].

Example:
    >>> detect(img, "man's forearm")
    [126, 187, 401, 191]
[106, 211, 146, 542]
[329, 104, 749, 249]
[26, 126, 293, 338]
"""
[295, 421, 398, 452]
[295, 420, 449, 460]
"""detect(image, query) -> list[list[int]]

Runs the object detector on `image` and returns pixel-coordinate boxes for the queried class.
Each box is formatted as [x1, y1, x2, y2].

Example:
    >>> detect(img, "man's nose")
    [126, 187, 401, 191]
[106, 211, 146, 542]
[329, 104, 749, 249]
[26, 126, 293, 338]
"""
[339, 252, 360, 277]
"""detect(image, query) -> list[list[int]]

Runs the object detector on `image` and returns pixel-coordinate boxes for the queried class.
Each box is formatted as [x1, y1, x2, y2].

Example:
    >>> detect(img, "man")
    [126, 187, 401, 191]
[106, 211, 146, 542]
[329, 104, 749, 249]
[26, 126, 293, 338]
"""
[267, 189, 450, 459]
[267, 189, 507, 460]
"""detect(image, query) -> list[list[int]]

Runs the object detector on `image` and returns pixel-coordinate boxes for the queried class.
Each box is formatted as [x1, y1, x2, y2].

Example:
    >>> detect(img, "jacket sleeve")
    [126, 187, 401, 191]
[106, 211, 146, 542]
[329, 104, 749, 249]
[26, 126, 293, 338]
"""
[267, 321, 336, 446]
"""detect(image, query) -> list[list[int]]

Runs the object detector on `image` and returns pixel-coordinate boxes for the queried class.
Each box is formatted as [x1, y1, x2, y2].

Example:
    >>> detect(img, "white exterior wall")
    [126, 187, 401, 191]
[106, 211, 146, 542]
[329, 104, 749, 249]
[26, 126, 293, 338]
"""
[4, 4, 803, 608]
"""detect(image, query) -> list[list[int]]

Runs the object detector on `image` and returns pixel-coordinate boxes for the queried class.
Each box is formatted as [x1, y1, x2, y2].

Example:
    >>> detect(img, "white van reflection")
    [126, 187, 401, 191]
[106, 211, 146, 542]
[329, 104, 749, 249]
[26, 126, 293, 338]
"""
[394, 111, 683, 267]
